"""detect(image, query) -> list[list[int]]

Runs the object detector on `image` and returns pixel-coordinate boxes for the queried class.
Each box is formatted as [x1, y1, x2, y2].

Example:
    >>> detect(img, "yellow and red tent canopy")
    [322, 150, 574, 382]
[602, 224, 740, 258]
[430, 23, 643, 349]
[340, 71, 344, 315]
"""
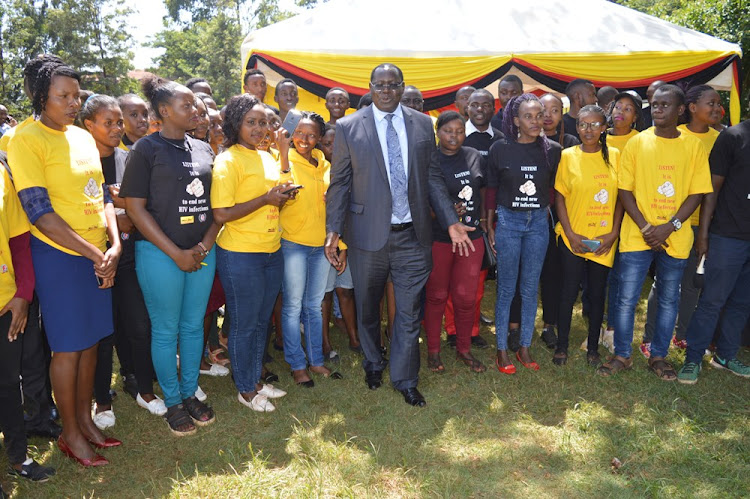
[241, 0, 743, 124]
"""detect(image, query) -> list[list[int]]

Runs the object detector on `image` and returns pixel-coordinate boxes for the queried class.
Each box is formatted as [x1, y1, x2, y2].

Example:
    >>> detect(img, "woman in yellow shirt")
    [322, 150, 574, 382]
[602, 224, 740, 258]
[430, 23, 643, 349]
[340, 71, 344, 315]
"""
[554, 105, 623, 367]
[280, 112, 343, 386]
[606, 91, 642, 153]
[9, 59, 121, 466]
[212, 94, 293, 412]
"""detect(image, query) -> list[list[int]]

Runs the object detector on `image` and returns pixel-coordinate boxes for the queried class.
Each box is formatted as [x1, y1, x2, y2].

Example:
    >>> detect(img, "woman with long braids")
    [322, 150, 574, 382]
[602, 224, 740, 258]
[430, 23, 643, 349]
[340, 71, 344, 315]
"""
[9, 58, 121, 466]
[486, 94, 562, 374]
[553, 105, 623, 367]
[119, 75, 219, 436]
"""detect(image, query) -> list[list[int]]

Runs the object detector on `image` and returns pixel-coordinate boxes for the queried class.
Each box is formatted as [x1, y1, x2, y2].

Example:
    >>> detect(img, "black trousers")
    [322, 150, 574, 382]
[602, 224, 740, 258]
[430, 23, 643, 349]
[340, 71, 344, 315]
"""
[348, 227, 431, 390]
[557, 242, 610, 353]
[21, 294, 53, 430]
[0, 312, 28, 464]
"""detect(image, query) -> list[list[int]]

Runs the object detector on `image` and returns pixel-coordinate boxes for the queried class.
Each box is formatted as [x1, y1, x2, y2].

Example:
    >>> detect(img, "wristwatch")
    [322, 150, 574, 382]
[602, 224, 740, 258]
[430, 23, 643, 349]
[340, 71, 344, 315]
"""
[670, 217, 682, 231]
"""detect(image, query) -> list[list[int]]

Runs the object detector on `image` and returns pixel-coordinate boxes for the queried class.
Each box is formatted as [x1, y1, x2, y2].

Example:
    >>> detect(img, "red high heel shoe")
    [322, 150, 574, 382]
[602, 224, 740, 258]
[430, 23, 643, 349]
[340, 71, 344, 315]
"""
[88, 437, 122, 449]
[495, 356, 516, 374]
[57, 437, 109, 467]
[516, 351, 540, 371]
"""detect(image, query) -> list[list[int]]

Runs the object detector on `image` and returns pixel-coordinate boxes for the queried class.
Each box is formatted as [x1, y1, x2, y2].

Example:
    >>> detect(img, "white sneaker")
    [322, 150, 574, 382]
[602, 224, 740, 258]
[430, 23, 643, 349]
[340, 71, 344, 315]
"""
[237, 392, 275, 412]
[601, 328, 615, 354]
[199, 363, 229, 377]
[93, 408, 116, 430]
[195, 386, 207, 402]
[258, 384, 287, 399]
[136, 393, 168, 416]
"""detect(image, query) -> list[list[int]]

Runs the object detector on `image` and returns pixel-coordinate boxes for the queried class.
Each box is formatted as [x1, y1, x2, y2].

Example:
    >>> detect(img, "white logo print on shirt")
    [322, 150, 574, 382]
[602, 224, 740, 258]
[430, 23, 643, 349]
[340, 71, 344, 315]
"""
[657, 181, 675, 198]
[83, 178, 99, 198]
[593, 189, 609, 204]
[519, 180, 537, 196]
[186, 178, 205, 197]
[458, 185, 473, 202]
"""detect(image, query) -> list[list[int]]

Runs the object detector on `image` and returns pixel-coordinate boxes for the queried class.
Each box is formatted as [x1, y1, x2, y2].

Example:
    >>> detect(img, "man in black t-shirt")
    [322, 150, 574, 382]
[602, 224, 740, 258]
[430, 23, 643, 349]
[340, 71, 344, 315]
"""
[562, 79, 597, 141]
[679, 119, 750, 383]
[490, 75, 522, 130]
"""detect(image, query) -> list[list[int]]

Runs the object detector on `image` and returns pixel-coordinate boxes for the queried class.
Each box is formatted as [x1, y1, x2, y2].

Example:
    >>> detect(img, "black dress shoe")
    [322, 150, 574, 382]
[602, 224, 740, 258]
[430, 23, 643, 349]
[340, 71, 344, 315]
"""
[365, 370, 382, 390]
[26, 420, 62, 440]
[123, 374, 138, 400]
[480, 313, 493, 326]
[541, 326, 558, 349]
[471, 335, 489, 349]
[262, 369, 279, 383]
[398, 387, 426, 407]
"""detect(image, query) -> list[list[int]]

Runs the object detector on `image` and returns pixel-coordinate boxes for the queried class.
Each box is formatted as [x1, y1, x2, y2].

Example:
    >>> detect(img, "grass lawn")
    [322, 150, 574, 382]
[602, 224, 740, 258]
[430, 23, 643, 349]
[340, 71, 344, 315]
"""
[4, 279, 749, 498]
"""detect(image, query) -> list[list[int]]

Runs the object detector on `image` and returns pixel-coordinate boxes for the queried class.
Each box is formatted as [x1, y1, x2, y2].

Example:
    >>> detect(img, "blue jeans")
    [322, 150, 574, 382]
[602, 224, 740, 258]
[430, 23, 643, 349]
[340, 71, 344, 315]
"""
[494, 206, 548, 350]
[613, 250, 687, 359]
[216, 247, 283, 393]
[685, 234, 750, 364]
[135, 241, 216, 407]
[281, 240, 330, 370]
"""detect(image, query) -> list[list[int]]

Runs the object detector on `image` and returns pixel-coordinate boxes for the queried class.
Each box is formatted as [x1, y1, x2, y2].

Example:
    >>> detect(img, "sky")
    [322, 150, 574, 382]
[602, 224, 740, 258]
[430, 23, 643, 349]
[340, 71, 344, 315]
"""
[127, 0, 302, 69]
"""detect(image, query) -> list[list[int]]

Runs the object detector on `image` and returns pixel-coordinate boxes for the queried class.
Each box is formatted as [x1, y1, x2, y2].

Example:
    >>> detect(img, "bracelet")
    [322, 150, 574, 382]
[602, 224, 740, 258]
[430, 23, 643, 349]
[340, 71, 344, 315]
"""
[197, 242, 209, 255]
[281, 169, 290, 174]
[640, 223, 652, 234]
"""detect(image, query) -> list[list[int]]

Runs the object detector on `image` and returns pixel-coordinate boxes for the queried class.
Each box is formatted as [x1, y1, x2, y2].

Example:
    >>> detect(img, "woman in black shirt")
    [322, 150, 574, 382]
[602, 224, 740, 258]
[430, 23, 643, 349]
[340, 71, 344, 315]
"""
[486, 94, 562, 374]
[424, 111, 486, 373]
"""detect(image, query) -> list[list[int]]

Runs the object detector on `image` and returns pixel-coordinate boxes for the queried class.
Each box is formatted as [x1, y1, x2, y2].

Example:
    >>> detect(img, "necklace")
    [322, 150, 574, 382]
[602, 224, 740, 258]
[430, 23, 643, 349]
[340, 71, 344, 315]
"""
[157, 132, 191, 151]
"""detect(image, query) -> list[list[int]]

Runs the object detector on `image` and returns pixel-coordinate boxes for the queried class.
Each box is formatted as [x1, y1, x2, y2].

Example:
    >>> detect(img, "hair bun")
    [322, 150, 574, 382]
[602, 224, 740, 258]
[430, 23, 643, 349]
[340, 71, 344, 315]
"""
[141, 75, 171, 101]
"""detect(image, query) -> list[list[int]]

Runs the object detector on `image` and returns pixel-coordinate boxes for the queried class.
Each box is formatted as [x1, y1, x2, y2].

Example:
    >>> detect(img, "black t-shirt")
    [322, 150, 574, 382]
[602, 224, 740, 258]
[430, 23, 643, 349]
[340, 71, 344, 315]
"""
[546, 132, 580, 149]
[709, 120, 750, 240]
[101, 149, 135, 268]
[101, 154, 117, 184]
[119, 134, 215, 250]
[490, 108, 504, 131]
[464, 127, 505, 176]
[562, 113, 580, 141]
[433, 147, 484, 243]
[487, 139, 561, 211]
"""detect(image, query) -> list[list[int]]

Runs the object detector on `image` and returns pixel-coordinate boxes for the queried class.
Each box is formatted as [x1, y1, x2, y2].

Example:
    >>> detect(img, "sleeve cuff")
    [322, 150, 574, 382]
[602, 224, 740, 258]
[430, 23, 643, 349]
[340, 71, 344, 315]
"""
[18, 187, 54, 224]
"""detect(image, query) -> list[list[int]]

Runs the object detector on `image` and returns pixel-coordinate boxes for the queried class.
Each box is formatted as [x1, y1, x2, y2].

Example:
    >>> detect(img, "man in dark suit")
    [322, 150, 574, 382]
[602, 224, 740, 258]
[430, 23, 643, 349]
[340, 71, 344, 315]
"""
[325, 64, 475, 407]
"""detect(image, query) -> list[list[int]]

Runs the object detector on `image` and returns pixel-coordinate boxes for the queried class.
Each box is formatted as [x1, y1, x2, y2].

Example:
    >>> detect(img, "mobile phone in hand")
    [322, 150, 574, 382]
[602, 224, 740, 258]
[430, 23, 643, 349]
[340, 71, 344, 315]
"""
[282, 184, 304, 195]
[582, 239, 602, 252]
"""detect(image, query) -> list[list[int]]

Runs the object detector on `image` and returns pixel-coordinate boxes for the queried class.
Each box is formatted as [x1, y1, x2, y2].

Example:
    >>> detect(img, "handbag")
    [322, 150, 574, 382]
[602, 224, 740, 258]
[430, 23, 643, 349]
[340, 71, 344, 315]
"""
[481, 231, 496, 274]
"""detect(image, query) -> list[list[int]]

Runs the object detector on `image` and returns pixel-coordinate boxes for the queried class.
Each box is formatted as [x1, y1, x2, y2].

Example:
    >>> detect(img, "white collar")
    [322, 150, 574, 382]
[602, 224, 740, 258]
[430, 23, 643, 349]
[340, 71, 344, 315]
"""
[466, 120, 494, 137]
[372, 103, 405, 123]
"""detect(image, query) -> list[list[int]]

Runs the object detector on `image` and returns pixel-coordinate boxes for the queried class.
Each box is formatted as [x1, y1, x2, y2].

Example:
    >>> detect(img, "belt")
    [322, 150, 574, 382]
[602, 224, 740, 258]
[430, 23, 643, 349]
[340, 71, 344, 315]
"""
[390, 222, 413, 232]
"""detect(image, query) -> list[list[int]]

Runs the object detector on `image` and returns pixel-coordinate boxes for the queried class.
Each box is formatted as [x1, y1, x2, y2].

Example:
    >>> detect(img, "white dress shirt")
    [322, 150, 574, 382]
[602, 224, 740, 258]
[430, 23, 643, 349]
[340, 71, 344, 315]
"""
[372, 104, 412, 223]
[465, 119, 495, 138]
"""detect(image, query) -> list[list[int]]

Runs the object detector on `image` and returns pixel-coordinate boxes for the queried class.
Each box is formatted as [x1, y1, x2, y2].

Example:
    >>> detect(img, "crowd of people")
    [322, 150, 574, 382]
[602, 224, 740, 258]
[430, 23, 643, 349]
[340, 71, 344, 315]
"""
[0, 54, 748, 491]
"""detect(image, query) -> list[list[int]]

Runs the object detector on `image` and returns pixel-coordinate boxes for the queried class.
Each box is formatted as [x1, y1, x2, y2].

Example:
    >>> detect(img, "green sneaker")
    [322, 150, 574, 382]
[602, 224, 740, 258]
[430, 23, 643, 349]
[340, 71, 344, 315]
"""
[677, 361, 701, 384]
[710, 355, 750, 378]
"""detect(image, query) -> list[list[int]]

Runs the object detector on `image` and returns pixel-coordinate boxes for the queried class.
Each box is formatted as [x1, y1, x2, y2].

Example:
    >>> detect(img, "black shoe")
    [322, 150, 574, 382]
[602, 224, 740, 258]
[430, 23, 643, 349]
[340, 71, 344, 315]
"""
[291, 371, 315, 388]
[446, 335, 456, 347]
[109, 388, 117, 399]
[365, 370, 383, 390]
[26, 420, 62, 440]
[587, 352, 602, 367]
[123, 374, 138, 400]
[552, 350, 568, 366]
[262, 369, 279, 383]
[508, 328, 521, 353]
[541, 326, 558, 349]
[398, 387, 426, 407]
[8, 460, 55, 482]
[471, 335, 489, 349]
[480, 313, 493, 326]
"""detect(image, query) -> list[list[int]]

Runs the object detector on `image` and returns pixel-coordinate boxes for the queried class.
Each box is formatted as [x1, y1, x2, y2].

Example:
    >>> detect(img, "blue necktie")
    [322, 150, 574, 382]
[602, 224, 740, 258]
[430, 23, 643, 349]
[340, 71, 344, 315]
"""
[385, 114, 408, 221]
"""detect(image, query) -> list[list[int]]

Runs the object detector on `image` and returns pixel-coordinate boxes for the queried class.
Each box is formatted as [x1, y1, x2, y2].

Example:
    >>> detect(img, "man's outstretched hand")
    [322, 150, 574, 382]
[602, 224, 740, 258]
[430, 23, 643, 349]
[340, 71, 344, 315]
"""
[448, 223, 476, 256]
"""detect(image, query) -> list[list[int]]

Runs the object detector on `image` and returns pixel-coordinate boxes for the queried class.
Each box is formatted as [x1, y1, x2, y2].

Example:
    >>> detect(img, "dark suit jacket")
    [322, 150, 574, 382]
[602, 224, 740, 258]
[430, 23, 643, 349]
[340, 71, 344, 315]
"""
[326, 105, 458, 252]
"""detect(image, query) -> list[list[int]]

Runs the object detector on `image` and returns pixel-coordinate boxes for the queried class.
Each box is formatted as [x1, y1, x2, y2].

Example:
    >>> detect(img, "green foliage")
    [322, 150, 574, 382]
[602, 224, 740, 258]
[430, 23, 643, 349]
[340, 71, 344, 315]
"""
[0, 0, 137, 118]
[612, 0, 749, 117]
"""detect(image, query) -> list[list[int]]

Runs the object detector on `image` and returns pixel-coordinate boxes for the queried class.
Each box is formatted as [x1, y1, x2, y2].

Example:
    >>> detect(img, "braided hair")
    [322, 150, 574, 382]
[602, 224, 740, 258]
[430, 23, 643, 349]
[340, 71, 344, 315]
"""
[501, 94, 551, 170]
[578, 105, 612, 169]
[30, 59, 80, 116]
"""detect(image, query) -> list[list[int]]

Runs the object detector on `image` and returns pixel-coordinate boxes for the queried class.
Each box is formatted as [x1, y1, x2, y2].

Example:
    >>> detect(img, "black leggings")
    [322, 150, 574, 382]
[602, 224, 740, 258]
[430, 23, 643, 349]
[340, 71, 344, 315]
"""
[0, 313, 27, 464]
[557, 242, 610, 353]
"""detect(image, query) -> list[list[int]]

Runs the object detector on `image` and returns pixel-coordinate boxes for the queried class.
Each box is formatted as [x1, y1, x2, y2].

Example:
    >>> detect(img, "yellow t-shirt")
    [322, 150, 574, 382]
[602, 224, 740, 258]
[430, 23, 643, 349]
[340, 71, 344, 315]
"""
[606, 129, 638, 154]
[554, 146, 620, 267]
[0, 168, 31, 307]
[618, 129, 712, 259]
[8, 121, 107, 255]
[677, 124, 720, 227]
[281, 148, 333, 247]
[0, 116, 35, 152]
[212, 144, 288, 253]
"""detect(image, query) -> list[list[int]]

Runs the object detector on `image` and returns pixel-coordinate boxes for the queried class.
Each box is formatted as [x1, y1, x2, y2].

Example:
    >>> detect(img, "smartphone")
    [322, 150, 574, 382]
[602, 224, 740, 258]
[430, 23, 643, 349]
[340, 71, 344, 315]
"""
[582, 239, 602, 252]
[281, 184, 304, 195]
[96, 275, 104, 286]
[281, 109, 303, 137]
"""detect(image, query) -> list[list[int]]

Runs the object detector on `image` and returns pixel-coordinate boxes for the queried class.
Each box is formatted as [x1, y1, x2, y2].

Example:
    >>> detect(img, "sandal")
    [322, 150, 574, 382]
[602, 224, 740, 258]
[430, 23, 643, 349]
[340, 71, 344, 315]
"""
[552, 350, 568, 366]
[427, 353, 445, 373]
[165, 404, 197, 436]
[587, 352, 602, 367]
[648, 357, 677, 381]
[456, 352, 486, 373]
[309, 365, 343, 379]
[596, 355, 633, 377]
[182, 396, 216, 426]
[208, 347, 230, 367]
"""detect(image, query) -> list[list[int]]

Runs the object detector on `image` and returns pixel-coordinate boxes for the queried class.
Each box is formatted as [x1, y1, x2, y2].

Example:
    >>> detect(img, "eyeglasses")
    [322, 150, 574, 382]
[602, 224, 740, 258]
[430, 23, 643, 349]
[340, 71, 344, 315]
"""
[577, 121, 605, 131]
[370, 82, 404, 93]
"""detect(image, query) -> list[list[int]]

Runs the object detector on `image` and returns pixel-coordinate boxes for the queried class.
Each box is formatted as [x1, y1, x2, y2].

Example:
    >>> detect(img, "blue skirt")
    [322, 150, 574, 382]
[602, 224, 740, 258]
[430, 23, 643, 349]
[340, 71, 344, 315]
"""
[31, 236, 113, 352]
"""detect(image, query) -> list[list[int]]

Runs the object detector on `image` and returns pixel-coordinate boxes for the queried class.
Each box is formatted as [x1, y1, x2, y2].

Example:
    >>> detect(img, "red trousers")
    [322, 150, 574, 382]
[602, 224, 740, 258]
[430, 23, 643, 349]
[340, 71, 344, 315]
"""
[445, 268, 487, 337]
[424, 240, 484, 354]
